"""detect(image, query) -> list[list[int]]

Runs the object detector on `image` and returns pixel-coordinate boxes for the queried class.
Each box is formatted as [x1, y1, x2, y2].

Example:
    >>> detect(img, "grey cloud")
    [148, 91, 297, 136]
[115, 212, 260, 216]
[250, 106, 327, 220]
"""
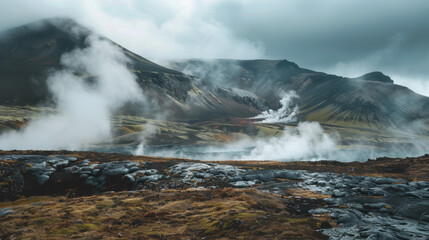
[0, 0, 428, 95]
[206, 0, 429, 95]
[209, 1, 429, 68]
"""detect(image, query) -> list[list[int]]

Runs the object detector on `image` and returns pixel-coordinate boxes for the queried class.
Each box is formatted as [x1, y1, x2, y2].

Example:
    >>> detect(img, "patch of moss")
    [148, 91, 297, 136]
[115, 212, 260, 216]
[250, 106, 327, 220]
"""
[0, 188, 328, 239]
[0, 196, 60, 208]
[74, 223, 98, 232]
[283, 217, 309, 223]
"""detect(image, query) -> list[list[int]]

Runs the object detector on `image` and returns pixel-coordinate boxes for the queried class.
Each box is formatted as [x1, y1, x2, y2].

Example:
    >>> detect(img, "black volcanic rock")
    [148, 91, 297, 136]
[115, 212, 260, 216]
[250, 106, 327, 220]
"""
[1, 152, 429, 240]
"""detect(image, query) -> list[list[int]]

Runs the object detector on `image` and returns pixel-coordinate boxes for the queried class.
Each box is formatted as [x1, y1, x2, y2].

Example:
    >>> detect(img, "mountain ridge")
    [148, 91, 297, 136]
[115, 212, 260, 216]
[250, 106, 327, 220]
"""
[0, 18, 267, 119]
[169, 59, 429, 129]
[0, 17, 428, 130]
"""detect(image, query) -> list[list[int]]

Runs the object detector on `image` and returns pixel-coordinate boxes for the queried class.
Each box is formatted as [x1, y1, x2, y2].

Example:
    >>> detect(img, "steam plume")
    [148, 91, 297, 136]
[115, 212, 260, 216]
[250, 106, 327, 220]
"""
[145, 91, 339, 161]
[252, 91, 299, 123]
[133, 124, 159, 156]
[0, 35, 144, 150]
[239, 122, 337, 161]
[238, 91, 337, 160]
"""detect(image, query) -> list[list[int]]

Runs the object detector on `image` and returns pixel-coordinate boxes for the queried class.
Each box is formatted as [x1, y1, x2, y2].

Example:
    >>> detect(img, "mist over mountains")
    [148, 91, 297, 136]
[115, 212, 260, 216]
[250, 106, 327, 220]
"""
[0, 18, 428, 160]
[1, 3, 429, 239]
[0, 18, 266, 119]
[169, 59, 429, 130]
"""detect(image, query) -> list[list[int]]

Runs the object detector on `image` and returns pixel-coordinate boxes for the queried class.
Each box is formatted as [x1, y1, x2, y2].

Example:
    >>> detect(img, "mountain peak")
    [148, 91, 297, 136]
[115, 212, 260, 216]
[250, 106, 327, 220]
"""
[353, 71, 394, 83]
[35, 16, 79, 26]
[2, 17, 91, 36]
[0, 17, 96, 69]
[276, 59, 299, 69]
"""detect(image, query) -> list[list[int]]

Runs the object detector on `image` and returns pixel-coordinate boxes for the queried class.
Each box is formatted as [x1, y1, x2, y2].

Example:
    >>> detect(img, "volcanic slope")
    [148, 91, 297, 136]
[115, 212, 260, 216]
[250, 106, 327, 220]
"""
[0, 18, 266, 120]
[169, 59, 429, 129]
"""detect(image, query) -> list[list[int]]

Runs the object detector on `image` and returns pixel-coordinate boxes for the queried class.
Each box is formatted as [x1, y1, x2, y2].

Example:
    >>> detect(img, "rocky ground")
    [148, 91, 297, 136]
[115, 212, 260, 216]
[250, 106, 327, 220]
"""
[0, 151, 428, 239]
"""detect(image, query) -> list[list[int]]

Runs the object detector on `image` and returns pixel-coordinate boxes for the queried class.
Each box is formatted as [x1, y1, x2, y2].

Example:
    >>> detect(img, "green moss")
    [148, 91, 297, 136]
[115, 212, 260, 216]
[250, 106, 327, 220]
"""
[75, 223, 98, 232]
[233, 212, 261, 221]
[95, 199, 114, 209]
[0, 196, 60, 208]
[304, 106, 334, 122]
[283, 217, 308, 223]
[31, 217, 61, 226]
[55, 223, 98, 234]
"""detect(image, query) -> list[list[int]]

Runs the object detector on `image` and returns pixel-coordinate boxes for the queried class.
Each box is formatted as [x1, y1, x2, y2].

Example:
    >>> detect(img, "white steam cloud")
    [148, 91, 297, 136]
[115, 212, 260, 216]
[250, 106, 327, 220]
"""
[147, 91, 338, 161]
[238, 122, 337, 161]
[252, 91, 299, 123]
[0, 0, 265, 62]
[0, 35, 144, 150]
[238, 91, 337, 161]
[134, 124, 159, 156]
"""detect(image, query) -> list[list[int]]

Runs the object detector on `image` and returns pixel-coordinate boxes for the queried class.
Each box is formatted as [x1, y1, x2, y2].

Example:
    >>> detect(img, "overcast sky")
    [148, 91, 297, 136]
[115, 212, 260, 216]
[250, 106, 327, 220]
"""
[0, 0, 428, 96]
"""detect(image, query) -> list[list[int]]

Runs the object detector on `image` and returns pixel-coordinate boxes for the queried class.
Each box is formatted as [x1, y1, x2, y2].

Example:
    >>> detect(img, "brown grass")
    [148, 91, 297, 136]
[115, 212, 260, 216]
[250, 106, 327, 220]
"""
[284, 188, 331, 200]
[0, 188, 327, 239]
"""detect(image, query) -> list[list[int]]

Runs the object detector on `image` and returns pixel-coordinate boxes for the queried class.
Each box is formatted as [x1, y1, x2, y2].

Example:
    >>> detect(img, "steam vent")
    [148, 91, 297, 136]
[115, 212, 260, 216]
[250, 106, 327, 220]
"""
[1, 2, 429, 239]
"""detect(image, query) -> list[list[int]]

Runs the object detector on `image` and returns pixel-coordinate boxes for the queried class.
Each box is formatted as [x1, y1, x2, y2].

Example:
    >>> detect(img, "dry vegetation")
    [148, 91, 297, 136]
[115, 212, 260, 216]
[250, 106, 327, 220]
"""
[0, 188, 327, 239]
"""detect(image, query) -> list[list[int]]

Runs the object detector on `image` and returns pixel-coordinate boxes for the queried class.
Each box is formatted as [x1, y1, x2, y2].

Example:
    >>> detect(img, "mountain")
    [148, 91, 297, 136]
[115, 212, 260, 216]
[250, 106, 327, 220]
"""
[1, 18, 428, 130]
[169, 59, 429, 129]
[0, 18, 266, 119]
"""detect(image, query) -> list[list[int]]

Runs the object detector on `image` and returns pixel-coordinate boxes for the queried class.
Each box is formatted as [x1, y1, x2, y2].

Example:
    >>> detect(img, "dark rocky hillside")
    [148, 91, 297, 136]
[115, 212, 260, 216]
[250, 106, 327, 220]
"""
[0, 18, 267, 119]
[1, 18, 428, 129]
[170, 59, 429, 129]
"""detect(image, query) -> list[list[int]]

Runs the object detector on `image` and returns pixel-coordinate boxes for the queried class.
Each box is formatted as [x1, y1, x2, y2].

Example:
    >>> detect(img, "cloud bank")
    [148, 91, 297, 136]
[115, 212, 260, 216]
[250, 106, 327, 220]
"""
[0, 0, 427, 96]
[0, 0, 264, 61]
